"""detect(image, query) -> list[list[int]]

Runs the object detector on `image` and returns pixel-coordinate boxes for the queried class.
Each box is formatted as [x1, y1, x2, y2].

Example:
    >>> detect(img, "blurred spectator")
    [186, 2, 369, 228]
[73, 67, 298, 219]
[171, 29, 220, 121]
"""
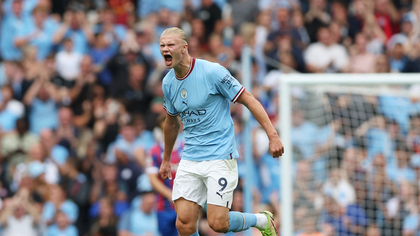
[0, 0, 25, 61]
[93, 8, 127, 52]
[117, 191, 159, 236]
[319, 196, 351, 235]
[89, 164, 130, 217]
[90, 32, 118, 87]
[330, 1, 362, 41]
[40, 129, 70, 167]
[230, 0, 259, 33]
[14, 6, 59, 61]
[23, 77, 60, 134]
[374, 0, 399, 40]
[304, 26, 349, 73]
[109, 63, 152, 115]
[1, 118, 38, 183]
[55, 38, 83, 81]
[52, 10, 94, 54]
[388, 42, 408, 72]
[42, 184, 79, 225]
[146, 113, 182, 236]
[322, 167, 356, 208]
[89, 197, 118, 236]
[344, 181, 368, 235]
[0, 188, 40, 236]
[386, 139, 416, 184]
[348, 33, 377, 73]
[0, 85, 23, 132]
[304, 0, 331, 42]
[198, 0, 222, 37]
[45, 211, 78, 236]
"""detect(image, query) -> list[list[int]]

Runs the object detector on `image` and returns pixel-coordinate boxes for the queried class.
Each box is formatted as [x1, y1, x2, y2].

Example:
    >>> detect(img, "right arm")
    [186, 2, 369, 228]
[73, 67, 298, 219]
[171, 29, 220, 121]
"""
[159, 114, 180, 180]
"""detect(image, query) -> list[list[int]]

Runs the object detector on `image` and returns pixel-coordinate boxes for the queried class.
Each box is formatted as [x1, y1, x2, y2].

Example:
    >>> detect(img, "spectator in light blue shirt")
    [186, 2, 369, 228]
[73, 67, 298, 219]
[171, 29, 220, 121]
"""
[23, 78, 59, 134]
[14, 6, 59, 61]
[45, 211, 78, 236]
[0, 0, 27, 61]
[2, 0, 39, 20]
[118, 192, 160, 236]
[93, 8, 126, 52]
[52, 11, 94, 54]
[386, 138, 416, 184]
[42, 185, 79, 225]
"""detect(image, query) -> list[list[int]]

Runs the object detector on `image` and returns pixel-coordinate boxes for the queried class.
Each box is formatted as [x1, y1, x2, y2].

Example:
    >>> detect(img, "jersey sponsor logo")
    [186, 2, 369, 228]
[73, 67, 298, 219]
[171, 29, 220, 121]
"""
[181, 88, 188, 99]
[220, 75, 237, 89]
[181, 109, 206, 123]
[181, 109, 206, 117]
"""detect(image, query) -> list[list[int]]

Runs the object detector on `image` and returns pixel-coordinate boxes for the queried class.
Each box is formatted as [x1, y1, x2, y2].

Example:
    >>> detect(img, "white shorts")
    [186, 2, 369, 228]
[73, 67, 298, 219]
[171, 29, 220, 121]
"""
[172, 159, 238, 209]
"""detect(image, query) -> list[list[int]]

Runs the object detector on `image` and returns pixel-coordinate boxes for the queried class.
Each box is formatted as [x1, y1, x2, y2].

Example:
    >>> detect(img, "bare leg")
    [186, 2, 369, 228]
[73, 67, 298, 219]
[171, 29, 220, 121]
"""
[206, 204, 230, 233]
[174, 198, 201, 236]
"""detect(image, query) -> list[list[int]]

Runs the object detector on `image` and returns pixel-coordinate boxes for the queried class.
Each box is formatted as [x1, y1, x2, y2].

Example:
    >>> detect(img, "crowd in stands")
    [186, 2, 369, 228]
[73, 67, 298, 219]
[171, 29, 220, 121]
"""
[0, 0, 420, 235]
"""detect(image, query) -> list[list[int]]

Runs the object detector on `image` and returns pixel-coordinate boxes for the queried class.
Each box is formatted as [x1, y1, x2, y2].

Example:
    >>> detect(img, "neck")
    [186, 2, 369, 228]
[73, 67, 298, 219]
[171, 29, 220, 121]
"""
[174, 55, 192, 78]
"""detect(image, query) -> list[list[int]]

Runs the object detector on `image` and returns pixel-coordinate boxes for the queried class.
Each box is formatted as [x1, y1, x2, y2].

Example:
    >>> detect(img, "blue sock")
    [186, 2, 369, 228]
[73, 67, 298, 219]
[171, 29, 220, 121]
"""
[189, 231, 199, 236]
[227, 211, 257, 232]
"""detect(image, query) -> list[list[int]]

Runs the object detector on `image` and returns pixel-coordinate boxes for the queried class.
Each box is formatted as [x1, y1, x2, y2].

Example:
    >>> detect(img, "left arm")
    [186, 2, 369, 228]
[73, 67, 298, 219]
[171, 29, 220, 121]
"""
[236, 90, 284, 157]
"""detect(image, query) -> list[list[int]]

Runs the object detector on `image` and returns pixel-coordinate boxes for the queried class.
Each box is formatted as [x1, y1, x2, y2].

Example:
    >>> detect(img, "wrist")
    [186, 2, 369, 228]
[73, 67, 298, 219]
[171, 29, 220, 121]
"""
[268, 132, 279, 139]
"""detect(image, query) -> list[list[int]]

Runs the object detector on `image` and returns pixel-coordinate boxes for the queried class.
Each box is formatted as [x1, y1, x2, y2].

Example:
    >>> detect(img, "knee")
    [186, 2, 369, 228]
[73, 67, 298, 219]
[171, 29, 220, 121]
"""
[176, 216, 196, 235]
[208, 218, 229, 233]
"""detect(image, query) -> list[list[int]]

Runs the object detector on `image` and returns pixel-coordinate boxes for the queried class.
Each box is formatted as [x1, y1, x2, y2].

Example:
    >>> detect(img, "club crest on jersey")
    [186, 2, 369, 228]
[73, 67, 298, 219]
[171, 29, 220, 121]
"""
[181, 89, 188, 99]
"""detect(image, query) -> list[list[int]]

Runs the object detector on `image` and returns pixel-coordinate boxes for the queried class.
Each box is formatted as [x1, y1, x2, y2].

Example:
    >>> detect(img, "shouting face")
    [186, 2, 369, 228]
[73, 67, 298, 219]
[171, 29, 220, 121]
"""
[160, 33, 188, 69]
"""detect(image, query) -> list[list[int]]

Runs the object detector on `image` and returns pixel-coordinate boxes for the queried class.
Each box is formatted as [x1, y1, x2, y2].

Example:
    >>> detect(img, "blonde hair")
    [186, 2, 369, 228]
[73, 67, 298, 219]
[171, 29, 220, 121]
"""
[161, 27, 188, 44]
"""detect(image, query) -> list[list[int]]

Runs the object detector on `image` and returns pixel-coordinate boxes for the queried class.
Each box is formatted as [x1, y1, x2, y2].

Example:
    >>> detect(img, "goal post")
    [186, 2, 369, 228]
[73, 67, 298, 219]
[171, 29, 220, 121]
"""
[279, 73, 420, 236]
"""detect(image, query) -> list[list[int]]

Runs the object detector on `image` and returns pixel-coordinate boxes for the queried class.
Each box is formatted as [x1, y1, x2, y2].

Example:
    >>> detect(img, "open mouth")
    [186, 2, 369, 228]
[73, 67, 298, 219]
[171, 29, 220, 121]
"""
[164, 55, 173, 66]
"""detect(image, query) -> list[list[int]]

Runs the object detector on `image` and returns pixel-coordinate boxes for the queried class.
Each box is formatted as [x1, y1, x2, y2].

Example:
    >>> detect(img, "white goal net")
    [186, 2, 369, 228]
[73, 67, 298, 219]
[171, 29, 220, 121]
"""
[278, 74, 420, 236]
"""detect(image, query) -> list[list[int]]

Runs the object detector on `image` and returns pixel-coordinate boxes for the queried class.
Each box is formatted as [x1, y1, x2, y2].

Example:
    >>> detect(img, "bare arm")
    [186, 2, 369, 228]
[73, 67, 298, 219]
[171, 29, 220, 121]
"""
[23, 80, 42, 105]
[0, 201, 14, 227]
[236, 90, 284, 157]
[148, 173, 172, 201]
[159, 114, 180, 180]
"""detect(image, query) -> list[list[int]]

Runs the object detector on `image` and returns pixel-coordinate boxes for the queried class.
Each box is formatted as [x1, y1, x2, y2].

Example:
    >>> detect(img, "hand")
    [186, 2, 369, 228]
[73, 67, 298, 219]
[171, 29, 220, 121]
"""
[63, 11, 73, 25]
[269, 135, 284, 158]
[159, 160, 172, 180]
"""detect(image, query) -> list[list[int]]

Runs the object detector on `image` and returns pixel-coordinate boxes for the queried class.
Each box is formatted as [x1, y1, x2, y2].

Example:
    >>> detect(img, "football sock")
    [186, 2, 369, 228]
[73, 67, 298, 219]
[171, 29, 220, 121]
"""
[227, 212, 257, 232]
[255, 213, 269, 229]
[189, 231, 199, 236]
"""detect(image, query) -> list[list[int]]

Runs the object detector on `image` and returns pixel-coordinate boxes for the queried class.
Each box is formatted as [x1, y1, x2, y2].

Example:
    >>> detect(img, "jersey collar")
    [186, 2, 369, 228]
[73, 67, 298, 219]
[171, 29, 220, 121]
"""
[175, 58, 196, 81]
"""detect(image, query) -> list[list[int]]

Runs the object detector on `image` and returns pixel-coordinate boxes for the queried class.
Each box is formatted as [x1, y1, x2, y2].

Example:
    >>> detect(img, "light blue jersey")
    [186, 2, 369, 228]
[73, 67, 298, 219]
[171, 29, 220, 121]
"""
[162, 58, 245, 161]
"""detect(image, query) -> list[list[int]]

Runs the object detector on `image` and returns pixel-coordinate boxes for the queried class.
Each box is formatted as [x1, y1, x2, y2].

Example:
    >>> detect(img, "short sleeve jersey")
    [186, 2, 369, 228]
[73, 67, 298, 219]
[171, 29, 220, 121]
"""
[162, 58, 245, 161]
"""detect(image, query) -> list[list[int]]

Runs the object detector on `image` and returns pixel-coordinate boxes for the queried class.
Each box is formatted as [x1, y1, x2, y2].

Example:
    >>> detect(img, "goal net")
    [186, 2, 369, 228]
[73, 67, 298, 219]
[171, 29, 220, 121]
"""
[278, 74, 420, 236]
